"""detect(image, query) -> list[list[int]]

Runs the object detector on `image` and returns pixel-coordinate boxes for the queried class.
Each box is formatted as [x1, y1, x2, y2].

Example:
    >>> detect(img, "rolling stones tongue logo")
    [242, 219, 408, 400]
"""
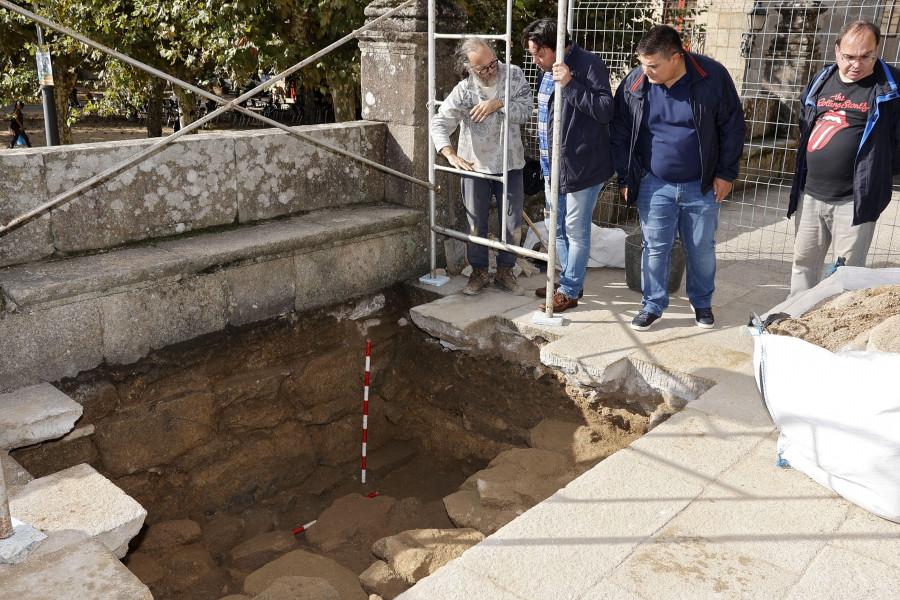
[808, 109, 849, 152]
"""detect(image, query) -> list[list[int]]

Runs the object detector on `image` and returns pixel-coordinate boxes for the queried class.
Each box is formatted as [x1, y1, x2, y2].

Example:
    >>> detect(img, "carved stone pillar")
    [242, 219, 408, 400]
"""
[358, 0, 465, 212]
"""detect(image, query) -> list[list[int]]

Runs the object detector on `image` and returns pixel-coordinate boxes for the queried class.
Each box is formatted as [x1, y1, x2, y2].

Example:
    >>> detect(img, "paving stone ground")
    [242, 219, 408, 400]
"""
[402, 230, 900, 599]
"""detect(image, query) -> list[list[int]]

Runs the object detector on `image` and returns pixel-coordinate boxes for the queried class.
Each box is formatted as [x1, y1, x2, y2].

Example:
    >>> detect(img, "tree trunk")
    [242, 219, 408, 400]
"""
[302, 87, 316, 125]
[173, 87, 197, 131]
[326, 71, 358, 123]
[146, 79, 165, 138]
[53, 68, 77, 145]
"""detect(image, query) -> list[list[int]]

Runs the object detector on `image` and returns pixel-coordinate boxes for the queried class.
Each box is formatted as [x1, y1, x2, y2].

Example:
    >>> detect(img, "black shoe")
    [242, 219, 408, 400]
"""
[631, 310, 660, 331]
[695, 307, 715, 329]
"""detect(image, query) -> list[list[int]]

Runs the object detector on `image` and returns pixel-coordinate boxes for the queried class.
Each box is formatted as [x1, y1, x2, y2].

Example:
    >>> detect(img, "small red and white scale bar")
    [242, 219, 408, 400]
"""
[291, 520, 316, 535]
[361, 339, 371, 484]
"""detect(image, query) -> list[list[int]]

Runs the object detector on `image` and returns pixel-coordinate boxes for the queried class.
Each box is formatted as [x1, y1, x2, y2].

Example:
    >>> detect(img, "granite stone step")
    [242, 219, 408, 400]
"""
[0, 536, 153, 600]
[0, 383, 83, 450]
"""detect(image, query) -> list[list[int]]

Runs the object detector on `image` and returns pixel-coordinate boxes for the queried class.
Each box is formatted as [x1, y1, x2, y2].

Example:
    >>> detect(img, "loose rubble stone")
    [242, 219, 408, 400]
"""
[304, 493, 434, 573]
[253, 575, 341, 600]
[203, 514, 246, 559]
[359, 560, 410, 599]
[124, 552, 166, 586]
[443, 447, 578, 535]
[139, 519, 202, 552]
[372, 528, 484, 584]
[243, 550, 367, 599]
[228, 530, 298, 572]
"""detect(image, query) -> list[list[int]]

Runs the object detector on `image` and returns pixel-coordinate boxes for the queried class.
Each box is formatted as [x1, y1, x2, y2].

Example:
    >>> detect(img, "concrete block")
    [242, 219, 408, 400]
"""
[626, 408, 771, 487]
[0, 537, 153, 600]
[0, 383, 83, 450]
[225, 257, 296, 326]
[688, 368, 776, 429]
[0, 299, 103, 392]
[9, 463, 147, 558]
[0, 151, 53, 267]
[641, 433, 850, 575]
[829, 506, 900, 569]
[1, 450, 33, 495]
[409, 289, 533, 348]
[580, 579, 646, 600]
[0, 246, 187, 308]
[234, 122, 385, 221]
[101, 273, 227, 365]
[0, 518, 46, 564]
[46, 136, 238, 253]
[448, 448, 704, 600]
[294, 231, 420, 313]
[538, 319, 668, 386]
[783, 545, 900, 600]
[397, 563, 524, 600]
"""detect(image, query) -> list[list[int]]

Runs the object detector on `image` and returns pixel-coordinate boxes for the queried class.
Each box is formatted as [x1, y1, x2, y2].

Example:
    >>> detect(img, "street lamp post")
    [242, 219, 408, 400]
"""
[33, 3, 60, 146]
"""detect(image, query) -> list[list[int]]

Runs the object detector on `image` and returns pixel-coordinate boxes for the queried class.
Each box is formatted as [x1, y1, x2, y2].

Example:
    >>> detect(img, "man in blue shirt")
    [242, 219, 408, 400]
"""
[522, 17, 615, 313]
[612, 26, 745, 331]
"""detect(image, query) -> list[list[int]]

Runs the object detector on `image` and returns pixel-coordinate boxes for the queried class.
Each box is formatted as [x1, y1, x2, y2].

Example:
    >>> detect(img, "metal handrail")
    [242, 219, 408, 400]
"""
[0, 0, 429, 237]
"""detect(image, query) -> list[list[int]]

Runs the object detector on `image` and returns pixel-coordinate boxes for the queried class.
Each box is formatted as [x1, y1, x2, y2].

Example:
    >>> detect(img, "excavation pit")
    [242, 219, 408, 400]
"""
[9, 284, 675, 599]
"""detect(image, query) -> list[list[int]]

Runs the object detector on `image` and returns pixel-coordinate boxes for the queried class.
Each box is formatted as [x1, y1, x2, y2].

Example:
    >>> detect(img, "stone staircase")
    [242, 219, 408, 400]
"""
[0, 383, 151, 599]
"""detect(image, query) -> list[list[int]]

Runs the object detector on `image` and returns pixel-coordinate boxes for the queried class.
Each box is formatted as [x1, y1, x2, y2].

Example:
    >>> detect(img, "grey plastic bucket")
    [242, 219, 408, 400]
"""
[625, 232, 686, 294]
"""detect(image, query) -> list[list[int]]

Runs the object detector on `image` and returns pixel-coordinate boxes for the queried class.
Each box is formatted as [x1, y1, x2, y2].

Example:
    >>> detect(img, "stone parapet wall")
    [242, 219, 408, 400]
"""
[0, 122, 387, 267]
[0, 206, 424, 392]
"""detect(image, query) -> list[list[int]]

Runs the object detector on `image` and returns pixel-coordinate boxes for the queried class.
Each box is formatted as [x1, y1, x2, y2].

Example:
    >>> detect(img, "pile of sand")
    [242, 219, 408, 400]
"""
[767, 285, 900, 352]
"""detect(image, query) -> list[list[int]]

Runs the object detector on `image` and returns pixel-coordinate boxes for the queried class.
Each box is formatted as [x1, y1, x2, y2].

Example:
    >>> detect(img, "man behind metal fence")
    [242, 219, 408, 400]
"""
[430, 38, 534, 296]
[611, 25, 745, 332]
[787, 19, 900, 297]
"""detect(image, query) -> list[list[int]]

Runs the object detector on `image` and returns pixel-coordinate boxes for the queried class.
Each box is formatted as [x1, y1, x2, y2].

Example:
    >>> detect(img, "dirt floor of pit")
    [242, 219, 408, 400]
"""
[11, 286, 648, 599]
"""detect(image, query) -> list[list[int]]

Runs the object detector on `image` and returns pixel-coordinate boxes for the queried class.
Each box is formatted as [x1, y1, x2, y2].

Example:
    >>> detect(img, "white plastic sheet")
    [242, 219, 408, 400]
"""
[753, 267, 900, 523]
[523, 222, 627, 269]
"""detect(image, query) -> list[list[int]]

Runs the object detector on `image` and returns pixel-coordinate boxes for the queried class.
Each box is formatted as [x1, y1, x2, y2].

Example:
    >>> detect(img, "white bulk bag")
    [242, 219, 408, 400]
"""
[752, 267, 900, 523]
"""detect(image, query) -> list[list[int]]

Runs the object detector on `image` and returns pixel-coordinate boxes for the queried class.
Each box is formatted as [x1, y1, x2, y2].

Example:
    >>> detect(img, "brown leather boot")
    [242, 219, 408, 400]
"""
[462, 268, 491, 295]
[495, 267, 524, 295]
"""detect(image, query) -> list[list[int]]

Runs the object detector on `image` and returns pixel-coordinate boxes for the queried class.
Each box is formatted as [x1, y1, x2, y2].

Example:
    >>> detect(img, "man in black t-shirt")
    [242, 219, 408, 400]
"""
[788, 20, 900, 296]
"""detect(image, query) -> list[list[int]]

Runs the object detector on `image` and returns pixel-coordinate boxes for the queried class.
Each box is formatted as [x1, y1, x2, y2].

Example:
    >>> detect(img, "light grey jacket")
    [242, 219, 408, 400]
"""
[430, 62, 533, 174]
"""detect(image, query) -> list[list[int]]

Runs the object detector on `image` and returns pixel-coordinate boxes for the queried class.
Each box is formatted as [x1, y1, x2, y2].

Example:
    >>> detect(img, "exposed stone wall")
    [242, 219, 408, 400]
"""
[0, 122, 386, 267]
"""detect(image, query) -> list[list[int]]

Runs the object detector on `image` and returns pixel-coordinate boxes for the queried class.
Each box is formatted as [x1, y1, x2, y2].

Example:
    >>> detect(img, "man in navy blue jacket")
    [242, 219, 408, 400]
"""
[611, 25, 745, 331]
[522, 17, 614, 313]
[788, 20, 900, 296]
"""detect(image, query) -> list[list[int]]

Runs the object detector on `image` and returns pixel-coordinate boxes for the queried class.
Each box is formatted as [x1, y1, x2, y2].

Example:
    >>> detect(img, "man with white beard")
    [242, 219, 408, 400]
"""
[431, 38, 534, 295]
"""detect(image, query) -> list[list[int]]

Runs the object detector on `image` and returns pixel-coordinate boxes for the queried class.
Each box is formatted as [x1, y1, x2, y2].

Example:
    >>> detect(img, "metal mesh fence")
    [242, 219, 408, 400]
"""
[518, 0, 900, 269]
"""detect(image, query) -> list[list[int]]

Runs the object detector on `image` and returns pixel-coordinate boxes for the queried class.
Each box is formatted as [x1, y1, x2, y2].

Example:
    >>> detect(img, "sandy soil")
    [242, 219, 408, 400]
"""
[767, 285, 900, 352]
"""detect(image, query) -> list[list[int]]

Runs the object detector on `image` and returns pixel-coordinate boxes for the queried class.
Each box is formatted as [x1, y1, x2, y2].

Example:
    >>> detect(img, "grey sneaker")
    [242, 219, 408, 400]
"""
[463, 268, 491, 295]
[494, 267, 524, 295]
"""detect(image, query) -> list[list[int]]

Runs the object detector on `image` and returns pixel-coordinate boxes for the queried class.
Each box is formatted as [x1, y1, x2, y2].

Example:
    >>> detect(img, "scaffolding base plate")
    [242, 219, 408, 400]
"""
[531, 311, 564, 326]
[419, 273, 451, 286]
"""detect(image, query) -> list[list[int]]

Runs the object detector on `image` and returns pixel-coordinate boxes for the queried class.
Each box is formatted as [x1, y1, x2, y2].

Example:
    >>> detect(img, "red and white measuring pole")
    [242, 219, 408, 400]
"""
[292, 520, 316, 535]
[361, 339, 371, 484]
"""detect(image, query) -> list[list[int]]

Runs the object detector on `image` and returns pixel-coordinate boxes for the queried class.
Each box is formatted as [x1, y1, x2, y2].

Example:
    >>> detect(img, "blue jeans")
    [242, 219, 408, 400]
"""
[545, 181, 602, 299]
[461, 169, 524, 270]
[636, 172, 720, 316]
